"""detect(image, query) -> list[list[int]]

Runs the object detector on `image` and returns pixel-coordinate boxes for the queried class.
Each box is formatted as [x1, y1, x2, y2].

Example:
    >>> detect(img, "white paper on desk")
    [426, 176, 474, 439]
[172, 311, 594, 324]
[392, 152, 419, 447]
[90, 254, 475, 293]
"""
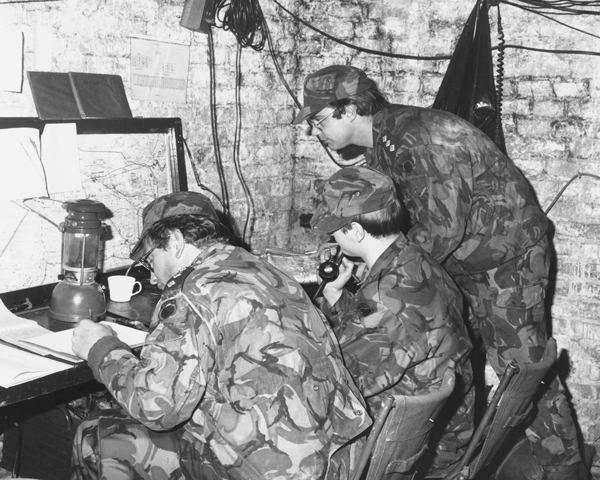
[0, 343, 73, 388]
[0, 298, 64, 363]
[0, 30, 23, 93]
[40, 123, 82, 194]
[24, 321, 147, 363]
[0, 128, 49, 202]
[0, 297, 49, 340]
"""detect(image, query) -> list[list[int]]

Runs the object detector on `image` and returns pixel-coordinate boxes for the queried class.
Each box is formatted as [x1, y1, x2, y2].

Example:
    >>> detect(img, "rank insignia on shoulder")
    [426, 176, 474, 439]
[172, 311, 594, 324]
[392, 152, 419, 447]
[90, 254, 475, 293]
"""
[382, 133, 399, 155]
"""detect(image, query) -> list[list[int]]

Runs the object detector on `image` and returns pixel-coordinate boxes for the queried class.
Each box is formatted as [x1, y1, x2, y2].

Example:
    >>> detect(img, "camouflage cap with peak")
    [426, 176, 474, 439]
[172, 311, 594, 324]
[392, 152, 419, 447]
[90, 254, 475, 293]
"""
[311, 166, 398, 234]
[130, 191, 217, 260]
[292, 65, 372, 125]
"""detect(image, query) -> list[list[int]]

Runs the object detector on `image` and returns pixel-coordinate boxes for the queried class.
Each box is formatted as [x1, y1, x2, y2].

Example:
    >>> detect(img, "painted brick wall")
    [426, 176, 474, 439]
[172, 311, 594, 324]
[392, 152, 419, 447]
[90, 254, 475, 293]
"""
[1, 0, 600, 474]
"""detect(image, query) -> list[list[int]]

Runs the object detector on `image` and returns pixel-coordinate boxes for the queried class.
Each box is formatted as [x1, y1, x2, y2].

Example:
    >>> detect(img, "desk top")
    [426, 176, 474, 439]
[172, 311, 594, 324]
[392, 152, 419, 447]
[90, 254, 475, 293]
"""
[0, 282, 160, 409]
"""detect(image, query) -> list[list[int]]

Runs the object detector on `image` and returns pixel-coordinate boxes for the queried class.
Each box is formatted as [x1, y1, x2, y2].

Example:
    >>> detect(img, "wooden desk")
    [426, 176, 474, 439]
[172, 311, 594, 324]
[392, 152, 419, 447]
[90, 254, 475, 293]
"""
[0, 271, 160, 479]
[0, 276, 160, 409]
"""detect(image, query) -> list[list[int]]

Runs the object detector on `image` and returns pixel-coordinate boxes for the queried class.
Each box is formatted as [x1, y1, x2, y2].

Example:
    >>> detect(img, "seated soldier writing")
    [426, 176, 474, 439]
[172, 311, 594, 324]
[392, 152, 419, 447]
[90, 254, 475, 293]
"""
[70, 191, 371, 480]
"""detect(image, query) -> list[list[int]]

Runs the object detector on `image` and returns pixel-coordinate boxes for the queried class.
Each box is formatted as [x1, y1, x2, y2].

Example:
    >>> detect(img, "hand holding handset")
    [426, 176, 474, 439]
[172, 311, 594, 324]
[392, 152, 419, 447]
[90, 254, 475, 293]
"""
[312, 249, 346, 301]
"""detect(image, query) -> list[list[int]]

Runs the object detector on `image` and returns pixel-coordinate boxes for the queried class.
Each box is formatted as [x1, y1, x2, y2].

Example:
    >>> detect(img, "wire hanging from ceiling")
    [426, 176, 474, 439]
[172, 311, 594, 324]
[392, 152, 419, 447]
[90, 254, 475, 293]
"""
[232, 44, 256, 245]
[207, 28, 230, 215]
[517, 8, 600, 38]
[502, 0, 600, 15]
[269, 0, 600, 57]
[257, 1, 359, 167]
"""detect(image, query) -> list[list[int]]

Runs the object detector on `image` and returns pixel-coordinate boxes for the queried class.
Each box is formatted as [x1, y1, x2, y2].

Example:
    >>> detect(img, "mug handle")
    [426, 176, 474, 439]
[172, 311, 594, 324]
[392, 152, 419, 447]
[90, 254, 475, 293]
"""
[132, 281, 143, 296]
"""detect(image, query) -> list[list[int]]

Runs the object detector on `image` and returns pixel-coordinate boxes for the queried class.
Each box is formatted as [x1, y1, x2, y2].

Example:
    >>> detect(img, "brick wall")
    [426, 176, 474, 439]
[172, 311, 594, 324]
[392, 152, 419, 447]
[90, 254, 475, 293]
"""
[1, 0, 600, 473]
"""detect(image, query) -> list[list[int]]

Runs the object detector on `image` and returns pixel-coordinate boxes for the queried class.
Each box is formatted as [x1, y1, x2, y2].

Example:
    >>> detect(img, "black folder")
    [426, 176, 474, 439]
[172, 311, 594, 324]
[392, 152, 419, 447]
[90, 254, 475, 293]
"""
[28, 71, 132, 120]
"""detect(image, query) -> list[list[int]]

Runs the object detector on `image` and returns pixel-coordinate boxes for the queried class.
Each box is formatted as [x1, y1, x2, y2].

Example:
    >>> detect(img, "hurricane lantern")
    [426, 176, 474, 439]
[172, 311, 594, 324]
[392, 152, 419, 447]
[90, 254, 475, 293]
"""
[49, 199, 107, 323]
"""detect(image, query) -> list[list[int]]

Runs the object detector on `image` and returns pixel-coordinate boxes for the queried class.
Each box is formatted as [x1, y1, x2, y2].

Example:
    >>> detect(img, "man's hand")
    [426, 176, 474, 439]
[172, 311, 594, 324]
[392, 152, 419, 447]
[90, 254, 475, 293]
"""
[323, 257, 355, 305]
[72, 319, 115, 361]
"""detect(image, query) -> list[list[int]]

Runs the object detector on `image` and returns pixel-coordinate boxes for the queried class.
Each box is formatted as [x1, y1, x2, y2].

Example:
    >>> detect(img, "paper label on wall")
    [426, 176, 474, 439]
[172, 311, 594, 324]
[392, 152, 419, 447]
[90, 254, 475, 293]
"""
[40, 123, 82, 194]
[0, 128, 48, 202]
[130, 36, 190, 104]
[0, 30, 23, 93]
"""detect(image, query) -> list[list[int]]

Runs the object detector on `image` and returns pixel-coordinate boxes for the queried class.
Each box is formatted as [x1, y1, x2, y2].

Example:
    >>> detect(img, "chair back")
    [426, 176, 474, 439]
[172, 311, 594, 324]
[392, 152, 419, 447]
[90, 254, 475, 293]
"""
[353, 368, 457, 480]
[441, 338, 558, 480]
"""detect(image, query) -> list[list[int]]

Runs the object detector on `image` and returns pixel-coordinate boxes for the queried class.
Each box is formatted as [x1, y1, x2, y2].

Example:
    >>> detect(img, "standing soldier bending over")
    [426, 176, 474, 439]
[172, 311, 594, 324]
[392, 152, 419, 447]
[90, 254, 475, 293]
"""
[295, 65, 583, 480]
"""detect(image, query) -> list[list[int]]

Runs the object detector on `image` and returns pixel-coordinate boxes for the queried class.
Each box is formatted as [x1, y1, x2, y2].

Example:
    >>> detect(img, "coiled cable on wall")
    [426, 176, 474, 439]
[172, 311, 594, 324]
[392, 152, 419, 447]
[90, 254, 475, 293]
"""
[495, 4, 506, 150]
[213, 0, 266, 51]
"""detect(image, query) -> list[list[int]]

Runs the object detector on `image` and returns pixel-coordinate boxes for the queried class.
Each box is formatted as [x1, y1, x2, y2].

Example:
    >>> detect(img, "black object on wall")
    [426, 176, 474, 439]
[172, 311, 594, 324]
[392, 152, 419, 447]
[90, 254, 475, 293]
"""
[432, 0, 507, 154]
[180, 0, 215, 34]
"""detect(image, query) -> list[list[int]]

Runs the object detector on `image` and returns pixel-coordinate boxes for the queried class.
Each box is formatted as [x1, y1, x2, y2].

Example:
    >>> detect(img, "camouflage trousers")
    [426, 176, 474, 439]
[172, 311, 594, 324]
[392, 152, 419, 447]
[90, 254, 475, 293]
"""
[71, 409, 183, 480]
[71, 408, 364, 480]
[452, 235, 581, 466]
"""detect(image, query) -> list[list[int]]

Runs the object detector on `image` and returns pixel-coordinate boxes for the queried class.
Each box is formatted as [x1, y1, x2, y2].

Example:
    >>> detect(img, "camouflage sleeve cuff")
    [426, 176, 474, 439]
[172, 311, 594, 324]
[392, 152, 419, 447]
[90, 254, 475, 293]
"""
[88, 335, 131, 382]
[321, 290, 354, 329]
[320, 297, 339, 315]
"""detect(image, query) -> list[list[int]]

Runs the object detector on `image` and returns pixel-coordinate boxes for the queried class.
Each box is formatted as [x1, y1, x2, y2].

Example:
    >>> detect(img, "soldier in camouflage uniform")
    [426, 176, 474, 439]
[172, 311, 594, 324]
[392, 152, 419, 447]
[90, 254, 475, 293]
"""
[70, 191, 371, 480]
[293, 65, 583, 479]
[312, 165, 475, 477]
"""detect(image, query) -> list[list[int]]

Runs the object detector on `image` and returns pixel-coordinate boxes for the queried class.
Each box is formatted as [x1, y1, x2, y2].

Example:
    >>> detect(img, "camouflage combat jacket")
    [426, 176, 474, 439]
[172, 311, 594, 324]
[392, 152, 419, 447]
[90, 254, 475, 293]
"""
[90, 243, 370, 480]
[320, 235, 472, 400]
[364, 105, 549, 275]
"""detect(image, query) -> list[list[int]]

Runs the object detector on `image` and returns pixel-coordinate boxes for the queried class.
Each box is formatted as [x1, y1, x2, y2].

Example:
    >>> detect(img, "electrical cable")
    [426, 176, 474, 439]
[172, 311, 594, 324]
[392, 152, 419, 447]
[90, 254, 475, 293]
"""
[501, 0, 600, 15]
[544, 173, 600, 214]
[270, 0, 453, 61]
[494, 43, 600, 56]
[495, 4, 506, 149]
[260, 2, 363, 167]
[233, 43, 256, 245]
[182, 137, 226, 210]
[271, 0, 600, 58]
[207, 27, 231, 215]
[503, 5, 600, 38]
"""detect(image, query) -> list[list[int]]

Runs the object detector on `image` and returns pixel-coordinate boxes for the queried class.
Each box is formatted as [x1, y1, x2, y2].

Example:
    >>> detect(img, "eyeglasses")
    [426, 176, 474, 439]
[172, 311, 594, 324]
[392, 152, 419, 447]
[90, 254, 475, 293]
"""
[306, 109, 337, 132]
[138, 245, 156, 273]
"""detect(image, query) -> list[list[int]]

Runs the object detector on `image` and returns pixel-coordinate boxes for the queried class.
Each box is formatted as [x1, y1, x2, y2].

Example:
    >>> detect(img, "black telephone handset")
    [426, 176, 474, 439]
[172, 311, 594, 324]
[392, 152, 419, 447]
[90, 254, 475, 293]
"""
[312, 250, 345, 301]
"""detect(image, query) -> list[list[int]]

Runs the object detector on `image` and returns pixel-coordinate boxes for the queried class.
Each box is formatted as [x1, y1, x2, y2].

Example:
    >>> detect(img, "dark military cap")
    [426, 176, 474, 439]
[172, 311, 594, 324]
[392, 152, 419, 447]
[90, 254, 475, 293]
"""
[311, 166, 398, 234]
[292, 65, 372, 125]
[130, 191, 217, 260]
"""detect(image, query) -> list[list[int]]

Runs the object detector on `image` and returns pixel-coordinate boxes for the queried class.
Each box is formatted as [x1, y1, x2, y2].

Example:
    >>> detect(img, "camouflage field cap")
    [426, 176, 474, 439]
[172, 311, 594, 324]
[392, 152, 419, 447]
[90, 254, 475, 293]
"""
[130, 191, 217, 260]
[311, 166, 398, 234]
[292, 65, 372, 125]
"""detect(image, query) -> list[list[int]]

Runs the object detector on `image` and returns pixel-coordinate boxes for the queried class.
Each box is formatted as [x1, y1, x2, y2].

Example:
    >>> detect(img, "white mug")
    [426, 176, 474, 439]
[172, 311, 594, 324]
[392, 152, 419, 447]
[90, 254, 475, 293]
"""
[108, 275, 142, 303]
